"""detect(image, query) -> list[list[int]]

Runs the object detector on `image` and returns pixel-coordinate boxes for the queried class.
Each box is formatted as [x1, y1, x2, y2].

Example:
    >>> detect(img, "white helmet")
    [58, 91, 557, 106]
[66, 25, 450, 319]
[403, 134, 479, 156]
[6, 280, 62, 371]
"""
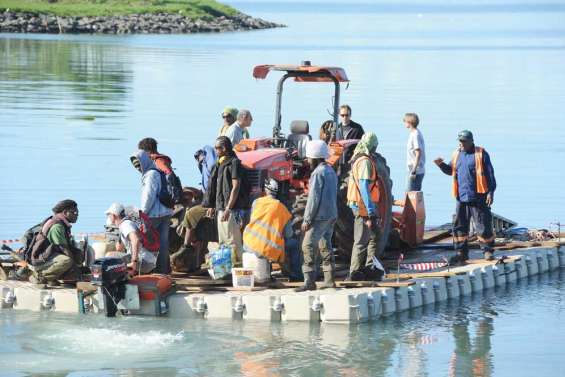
[305, 140, 330, 159]
[264, 178, 279, 194]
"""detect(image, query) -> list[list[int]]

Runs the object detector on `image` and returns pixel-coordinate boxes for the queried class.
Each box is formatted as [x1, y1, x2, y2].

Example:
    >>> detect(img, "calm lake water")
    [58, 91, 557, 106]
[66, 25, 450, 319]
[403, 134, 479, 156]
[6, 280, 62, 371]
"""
[1, 0, 565, 375]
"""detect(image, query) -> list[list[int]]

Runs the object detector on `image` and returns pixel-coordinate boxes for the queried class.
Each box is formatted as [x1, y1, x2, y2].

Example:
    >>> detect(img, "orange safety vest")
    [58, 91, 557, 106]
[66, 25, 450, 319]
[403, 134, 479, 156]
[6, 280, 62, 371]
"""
[346, 155, 380, 217]
[451, 146, 489, 198]
[243, 196, 292, 263]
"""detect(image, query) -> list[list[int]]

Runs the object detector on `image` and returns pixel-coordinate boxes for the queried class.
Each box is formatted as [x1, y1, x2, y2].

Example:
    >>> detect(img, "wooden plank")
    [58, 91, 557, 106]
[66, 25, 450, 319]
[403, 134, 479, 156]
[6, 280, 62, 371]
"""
[423, 229, 452, 244]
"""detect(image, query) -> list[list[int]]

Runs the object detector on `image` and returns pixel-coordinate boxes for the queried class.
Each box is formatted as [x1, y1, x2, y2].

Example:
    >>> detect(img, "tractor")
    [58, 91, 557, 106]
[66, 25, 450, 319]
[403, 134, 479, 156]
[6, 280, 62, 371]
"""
[233, 62, 394, 260]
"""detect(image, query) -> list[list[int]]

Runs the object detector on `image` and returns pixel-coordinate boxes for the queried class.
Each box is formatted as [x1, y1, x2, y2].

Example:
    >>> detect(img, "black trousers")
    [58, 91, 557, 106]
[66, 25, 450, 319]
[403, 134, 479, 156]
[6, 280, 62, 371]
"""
[453, 197, 495, 253]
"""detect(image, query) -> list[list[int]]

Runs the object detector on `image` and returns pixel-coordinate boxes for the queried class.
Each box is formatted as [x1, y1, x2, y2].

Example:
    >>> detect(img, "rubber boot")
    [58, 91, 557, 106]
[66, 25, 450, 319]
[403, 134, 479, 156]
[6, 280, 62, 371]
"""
[449, 250, 469, 266]
[319, 271, 336, 289]
[294, 272, 317, 292]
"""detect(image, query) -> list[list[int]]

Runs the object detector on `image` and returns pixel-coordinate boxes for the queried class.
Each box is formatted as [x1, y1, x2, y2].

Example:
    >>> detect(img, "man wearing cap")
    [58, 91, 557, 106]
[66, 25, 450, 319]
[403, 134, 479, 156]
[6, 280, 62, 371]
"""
[296, 140, 338, 291]
[243, 179, 302, 281]
[219, 107, 238, 137]
[225, 109, 253, 146]
[434, 130, 497, 264]
[105, 203, 157, 275]
[347, 132, 385, 281]
[28, 199, 83, 286]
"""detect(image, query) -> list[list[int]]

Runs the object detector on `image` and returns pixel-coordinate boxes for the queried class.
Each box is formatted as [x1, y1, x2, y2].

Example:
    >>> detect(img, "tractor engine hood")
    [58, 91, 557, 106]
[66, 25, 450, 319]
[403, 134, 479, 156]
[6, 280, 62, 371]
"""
[236, 148, 289, 170]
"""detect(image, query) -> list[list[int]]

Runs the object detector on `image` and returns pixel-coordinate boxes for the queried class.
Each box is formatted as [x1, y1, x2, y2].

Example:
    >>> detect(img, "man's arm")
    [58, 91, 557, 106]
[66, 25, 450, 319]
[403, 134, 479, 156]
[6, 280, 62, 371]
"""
[484, 151, 496, 206]
[359, 179, 378, 217]
[141, 172, 158, 213]
[304, 172, 322, 225]
[412, 149, 422, 175]
[128, 231, 142, 269]
[434, 157, 453, 175]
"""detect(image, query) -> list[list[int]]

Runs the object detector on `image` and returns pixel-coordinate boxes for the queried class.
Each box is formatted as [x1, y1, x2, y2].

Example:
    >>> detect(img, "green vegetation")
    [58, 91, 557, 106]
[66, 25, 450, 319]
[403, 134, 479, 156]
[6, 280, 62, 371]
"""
[0, 0, 238, 18]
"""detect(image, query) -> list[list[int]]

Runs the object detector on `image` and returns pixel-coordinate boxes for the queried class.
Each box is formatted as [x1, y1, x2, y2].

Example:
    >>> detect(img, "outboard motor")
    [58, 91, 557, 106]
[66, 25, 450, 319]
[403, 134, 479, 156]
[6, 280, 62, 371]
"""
[91, 257, 128, 317]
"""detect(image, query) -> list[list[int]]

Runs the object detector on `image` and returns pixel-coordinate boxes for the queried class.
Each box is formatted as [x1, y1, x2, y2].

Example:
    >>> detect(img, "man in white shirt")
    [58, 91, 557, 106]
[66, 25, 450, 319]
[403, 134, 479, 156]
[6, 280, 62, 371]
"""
[404, 113, 426, 191]
[225, 109, 253, 146]
[105, 203, 157, 275]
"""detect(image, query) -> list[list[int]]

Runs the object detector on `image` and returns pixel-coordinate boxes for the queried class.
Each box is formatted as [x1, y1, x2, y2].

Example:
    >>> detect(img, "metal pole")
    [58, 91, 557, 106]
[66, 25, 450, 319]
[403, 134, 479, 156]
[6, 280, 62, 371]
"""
[333, 78, 342, 141]
[274, 74, 290, 140]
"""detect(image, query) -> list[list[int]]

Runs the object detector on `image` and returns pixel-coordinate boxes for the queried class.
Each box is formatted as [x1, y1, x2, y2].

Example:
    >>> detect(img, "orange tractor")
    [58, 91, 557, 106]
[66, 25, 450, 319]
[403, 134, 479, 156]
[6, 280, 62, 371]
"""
[233, 62, 395, 260]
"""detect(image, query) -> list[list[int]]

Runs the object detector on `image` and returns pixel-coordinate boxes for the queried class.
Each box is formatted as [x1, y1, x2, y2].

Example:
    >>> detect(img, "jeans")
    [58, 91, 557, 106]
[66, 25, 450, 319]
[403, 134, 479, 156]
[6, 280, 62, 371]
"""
[406, 173, 424, 192]
[453, 198, 495, 253]
[301, 219, 335, 275]
[151, 215, 172, 274]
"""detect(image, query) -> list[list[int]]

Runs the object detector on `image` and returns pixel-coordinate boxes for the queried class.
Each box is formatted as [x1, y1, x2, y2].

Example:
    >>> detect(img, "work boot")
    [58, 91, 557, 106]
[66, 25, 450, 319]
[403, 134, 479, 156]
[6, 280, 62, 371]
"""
[46, 280, 61, 288]
[364, 267, 385, 282]
[449, 251, 469, 266]
[345, 270, 366, 282]
[319, 271, 336, 289]
[294, 272, 317, 292]
[483, 250, 495, 261]
[28, 275, 46, 287]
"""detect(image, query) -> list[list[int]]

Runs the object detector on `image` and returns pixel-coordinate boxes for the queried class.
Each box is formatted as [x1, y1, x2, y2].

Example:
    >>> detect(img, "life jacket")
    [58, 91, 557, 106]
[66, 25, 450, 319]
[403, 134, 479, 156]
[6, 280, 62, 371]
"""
[29, 217, 71, 266]
[243, 196, 292, 263]
[451, 146, 489, 198]
[346, 155, 380, 217]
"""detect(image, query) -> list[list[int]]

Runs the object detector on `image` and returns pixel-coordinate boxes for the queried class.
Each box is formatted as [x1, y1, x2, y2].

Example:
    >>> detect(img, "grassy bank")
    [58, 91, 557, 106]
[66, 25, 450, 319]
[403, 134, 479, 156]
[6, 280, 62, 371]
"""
[0, 0, 238, 18]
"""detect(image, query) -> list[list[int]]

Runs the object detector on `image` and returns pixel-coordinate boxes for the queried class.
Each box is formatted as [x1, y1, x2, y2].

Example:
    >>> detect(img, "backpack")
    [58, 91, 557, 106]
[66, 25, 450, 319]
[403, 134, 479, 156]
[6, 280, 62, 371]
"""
[130, 211, 160, 252]
[21, 217, 50, 263]
[151, 168, 182, 208]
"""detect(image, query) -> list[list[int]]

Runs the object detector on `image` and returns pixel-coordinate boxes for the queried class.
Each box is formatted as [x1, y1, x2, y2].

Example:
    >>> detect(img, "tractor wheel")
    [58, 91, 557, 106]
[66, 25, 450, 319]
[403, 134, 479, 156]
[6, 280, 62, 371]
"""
[289, 193, 308, 239]
[334, 153, 393, 260]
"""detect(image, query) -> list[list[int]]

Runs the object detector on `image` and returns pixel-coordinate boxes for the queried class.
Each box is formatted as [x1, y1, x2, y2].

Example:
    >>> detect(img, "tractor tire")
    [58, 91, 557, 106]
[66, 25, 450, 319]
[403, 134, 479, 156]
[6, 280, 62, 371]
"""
[334, 153, 393, 260]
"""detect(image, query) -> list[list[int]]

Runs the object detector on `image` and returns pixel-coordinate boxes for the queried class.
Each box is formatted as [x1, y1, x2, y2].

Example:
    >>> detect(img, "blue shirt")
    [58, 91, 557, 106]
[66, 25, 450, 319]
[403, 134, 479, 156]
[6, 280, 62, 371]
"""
[450, 148, 496, 203]
[304, 163, 338, 223]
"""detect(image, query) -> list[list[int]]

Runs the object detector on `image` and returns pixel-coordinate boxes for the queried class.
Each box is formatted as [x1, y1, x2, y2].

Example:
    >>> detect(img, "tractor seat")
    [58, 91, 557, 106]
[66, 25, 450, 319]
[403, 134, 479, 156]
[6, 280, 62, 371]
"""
[287, 120, 312, 158]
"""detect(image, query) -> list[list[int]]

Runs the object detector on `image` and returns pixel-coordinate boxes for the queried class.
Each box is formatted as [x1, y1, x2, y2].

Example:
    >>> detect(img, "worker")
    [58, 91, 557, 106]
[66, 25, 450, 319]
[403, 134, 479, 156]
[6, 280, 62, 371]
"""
[193, 145, 217, 193]
[105, 203, 156, 275]
[243, 178, 301, 281]
[28, 199, 83, 286]
[434, 130, 497, 264]
[295, 140, 338, 291]
[219, 106, 238, 137]
[203, 136, 249, 265]
[319, 120, 335, 144]
[346, 132, 385, 281]
[338, 104, 365, 140]
[404, 113, 426, 192]
[137, 137, 174, 175]
[225, 109, 253, 146]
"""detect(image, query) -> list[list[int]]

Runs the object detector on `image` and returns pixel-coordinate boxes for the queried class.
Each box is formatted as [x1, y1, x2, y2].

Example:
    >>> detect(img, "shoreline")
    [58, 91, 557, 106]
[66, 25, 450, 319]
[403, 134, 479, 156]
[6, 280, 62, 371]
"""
[0, 11, 283, 34]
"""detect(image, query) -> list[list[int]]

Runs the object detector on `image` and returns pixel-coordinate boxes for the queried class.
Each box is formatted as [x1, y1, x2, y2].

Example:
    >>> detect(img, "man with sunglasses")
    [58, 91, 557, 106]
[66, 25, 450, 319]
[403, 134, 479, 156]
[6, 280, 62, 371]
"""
[219, 106, 238, 137]
[338, 104, 365, 140]
[28, 199, 84, 286]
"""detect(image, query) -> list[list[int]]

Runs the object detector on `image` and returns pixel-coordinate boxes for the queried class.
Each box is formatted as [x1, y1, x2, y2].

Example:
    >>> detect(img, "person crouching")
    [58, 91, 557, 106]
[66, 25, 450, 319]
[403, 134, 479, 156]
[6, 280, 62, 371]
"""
[105, 203, 156, 275]
[28, 199, 83, 287]
[243, 178, 302, 281]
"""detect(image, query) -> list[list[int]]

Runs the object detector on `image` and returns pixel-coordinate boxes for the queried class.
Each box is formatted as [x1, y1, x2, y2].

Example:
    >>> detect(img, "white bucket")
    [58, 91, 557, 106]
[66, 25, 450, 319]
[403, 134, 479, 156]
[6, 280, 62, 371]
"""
[232, 268, 255, 288]
[242, 252, 271, 283]
[91, 241, 108, 260]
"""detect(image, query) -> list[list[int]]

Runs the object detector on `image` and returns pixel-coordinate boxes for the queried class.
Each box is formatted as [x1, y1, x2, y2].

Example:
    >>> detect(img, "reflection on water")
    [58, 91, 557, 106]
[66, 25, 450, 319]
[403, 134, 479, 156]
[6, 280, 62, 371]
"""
[0, 38, 130, 117]
[1, 270, 564, 376]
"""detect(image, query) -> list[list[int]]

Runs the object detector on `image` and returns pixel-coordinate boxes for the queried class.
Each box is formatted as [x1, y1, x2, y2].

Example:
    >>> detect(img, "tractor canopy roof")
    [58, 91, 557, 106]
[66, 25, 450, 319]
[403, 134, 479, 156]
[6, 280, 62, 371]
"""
[253, 64, 349, 83]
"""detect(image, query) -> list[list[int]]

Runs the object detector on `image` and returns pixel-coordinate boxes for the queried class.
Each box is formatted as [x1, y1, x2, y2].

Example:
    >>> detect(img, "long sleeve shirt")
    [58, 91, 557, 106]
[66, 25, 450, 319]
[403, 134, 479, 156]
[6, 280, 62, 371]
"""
[439, 147, 496, 203]
[304, 163, 338, 224]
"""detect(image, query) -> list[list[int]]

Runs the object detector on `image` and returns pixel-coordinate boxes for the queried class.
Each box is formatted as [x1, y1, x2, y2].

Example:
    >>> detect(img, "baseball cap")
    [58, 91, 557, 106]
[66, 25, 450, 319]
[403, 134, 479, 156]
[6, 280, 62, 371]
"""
[105, 203, 125, 216]
[457, 130, 474, 142]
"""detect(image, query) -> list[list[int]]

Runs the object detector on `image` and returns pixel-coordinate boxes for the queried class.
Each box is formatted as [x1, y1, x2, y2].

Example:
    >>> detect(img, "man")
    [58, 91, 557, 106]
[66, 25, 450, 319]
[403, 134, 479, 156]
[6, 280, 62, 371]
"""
[346, 132, 385, 281]
[105, 203, 156, 275]
[339, 104, 365, 140]
[225, 109, 253, 146]
[219, 106, 238, 137]
[404, 113, 426, 191]
[243, 178, 302, 281]
[193, 145, 217, 193]
[28, 199, 82, 286]
[138, 137, 174, 175]
[203, 136, 249, 265]
[295, 140, 338, 291]
[434, 130, 497, 264]
[131, 150, 174, 274]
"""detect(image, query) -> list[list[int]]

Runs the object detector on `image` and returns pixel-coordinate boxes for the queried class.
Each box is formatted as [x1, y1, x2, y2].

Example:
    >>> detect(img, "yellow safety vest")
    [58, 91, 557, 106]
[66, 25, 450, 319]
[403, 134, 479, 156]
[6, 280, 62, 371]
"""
[346, 155, 380, 217]
[451, 146, 489, 198]
[243, 196, 292, 263]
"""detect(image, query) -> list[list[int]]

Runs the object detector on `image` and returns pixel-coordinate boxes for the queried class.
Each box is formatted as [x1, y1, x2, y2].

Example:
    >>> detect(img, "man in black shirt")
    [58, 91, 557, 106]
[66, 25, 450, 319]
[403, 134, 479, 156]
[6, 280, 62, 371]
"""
[203, 136, 248, 265]
[339, 104, 365, 140]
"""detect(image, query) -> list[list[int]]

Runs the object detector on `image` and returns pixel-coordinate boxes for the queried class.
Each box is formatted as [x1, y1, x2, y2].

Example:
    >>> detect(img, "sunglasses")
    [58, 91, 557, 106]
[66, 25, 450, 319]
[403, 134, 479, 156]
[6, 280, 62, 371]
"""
[222, 114, 232, 119]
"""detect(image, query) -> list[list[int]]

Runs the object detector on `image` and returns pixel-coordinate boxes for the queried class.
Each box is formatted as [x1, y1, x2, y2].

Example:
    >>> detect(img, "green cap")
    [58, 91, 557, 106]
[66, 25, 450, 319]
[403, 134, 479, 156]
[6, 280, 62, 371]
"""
[222, 107, 238, 118]
[457, 130, 474, 141]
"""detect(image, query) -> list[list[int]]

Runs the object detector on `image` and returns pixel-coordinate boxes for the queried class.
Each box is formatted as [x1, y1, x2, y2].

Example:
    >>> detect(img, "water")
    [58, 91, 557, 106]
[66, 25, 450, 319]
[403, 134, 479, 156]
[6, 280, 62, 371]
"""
[1, 271, 564, 376]
[1, 1, 565, 375]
